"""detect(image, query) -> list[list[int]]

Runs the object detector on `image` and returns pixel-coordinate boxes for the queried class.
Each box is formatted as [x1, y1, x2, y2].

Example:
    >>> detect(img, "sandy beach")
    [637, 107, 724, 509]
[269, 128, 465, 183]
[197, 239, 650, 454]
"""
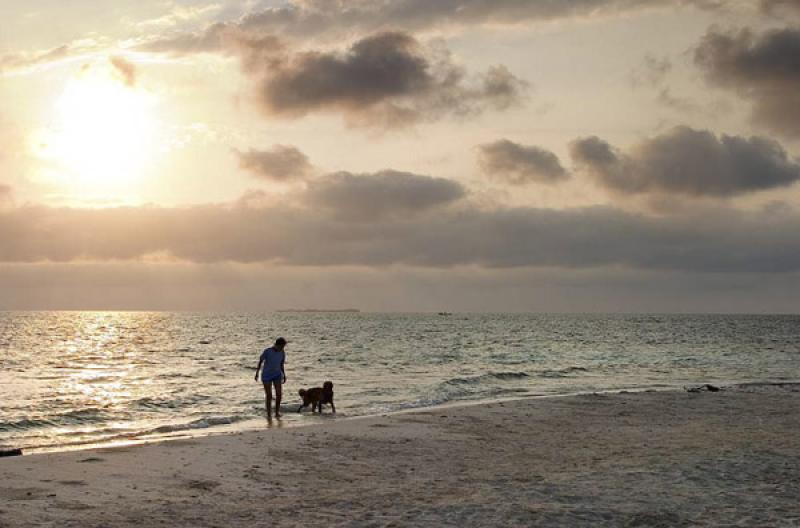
[1, 384, 798, 527]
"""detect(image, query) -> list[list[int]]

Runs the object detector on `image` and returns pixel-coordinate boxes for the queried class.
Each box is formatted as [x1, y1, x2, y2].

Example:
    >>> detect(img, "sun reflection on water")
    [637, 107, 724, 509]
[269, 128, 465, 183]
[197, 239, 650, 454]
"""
[2, 311, 799, 452]
[5, 311, 176, 448]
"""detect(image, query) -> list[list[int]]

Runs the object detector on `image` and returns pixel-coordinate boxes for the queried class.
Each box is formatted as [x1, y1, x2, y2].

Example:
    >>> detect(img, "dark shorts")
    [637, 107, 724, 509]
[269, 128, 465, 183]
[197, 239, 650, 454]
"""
[262, 373, 282, 384]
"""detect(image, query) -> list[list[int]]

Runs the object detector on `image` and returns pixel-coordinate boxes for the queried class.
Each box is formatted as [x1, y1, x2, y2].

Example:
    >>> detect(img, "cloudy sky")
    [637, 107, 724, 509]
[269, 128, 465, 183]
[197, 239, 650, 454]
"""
[1, 0, 800, 312]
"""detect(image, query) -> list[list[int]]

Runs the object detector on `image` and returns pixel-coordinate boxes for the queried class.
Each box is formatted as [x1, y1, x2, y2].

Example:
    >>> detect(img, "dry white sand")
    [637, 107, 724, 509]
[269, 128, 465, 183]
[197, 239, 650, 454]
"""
[1, 384, 799, 527]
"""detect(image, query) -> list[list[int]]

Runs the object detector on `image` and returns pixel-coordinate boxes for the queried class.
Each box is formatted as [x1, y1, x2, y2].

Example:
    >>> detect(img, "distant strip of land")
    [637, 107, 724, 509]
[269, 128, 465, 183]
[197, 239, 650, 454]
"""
[276, 308, 361, 313]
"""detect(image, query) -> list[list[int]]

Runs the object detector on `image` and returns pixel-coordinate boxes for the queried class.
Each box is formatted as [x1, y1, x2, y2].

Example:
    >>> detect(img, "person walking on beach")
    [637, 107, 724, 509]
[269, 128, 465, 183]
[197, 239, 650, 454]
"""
[255, 337, 287, 419]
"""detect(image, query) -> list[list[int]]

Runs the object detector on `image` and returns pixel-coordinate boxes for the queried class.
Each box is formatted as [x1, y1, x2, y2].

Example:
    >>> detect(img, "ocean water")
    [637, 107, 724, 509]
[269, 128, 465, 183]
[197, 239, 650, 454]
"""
[1, 311, 798, 452]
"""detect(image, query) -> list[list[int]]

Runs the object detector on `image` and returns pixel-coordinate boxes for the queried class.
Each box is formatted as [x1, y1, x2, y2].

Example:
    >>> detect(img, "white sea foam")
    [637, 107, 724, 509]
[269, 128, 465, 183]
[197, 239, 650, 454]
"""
[1, 311, 798, 450]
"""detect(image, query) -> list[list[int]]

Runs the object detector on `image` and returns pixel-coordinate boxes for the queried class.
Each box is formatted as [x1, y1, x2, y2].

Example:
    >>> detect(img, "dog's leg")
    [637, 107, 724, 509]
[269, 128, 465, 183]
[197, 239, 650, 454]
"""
[330, 399, 336, 414]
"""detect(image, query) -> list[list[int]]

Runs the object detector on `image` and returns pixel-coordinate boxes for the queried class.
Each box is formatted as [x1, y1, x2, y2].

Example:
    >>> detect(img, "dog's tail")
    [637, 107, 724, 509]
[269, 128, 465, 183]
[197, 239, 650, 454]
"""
[298, 388, 306, 397]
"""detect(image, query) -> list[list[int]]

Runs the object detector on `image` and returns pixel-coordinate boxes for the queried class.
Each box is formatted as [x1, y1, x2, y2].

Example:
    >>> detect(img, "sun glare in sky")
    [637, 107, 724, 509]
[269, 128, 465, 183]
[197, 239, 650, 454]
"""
[33, 61, 158, 203]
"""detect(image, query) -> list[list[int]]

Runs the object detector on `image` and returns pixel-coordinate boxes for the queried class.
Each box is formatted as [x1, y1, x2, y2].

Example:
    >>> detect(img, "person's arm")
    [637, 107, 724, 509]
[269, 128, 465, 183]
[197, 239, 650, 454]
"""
[281, 355, 287, 384]
[254, 356, 263, 381]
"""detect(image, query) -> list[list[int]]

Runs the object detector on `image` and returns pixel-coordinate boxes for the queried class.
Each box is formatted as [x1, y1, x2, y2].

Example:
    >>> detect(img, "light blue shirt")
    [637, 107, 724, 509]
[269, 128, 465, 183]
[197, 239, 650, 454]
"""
[260, 346, 285, 382]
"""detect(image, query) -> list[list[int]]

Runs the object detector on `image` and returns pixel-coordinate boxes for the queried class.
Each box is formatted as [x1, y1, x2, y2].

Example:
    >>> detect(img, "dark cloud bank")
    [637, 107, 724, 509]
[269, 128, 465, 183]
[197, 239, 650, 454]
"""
[474, 126, 800, 197]
[2, 169, 800, 273]
[694, 26, 800, 138]
[571, 126, 800, 197]
[478, 139, 568, 185]
[305, 170, 466, 220]
[248, 31, 526, 127]
[237, 144, 313, 181]
[146, 28, 526, 127]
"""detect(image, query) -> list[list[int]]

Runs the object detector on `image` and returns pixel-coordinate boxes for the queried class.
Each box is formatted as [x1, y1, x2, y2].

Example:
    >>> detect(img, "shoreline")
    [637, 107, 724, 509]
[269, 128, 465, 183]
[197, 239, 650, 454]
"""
[2, 384, 799, 526]
[12, 379, 800, 456]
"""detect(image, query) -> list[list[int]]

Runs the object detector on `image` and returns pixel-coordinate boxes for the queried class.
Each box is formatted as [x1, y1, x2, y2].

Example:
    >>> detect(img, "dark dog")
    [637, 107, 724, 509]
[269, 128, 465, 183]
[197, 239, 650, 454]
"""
[298, 381, 336, 413]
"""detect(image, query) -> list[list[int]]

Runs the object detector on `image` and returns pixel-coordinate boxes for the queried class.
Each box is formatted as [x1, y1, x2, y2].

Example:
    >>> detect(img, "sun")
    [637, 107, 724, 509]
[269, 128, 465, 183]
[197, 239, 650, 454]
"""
[34, 60, 158, 202]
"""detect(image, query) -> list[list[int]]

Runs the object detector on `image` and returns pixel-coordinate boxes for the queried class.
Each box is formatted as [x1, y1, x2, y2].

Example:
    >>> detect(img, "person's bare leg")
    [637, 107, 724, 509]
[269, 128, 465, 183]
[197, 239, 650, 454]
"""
[263, 383, 273, 418]
[274, 381, 283, 418]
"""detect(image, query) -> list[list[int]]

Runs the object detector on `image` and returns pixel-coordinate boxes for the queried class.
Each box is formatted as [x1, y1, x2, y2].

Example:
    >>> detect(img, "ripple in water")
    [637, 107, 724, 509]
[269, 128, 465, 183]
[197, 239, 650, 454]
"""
[1, 312, 799, 451]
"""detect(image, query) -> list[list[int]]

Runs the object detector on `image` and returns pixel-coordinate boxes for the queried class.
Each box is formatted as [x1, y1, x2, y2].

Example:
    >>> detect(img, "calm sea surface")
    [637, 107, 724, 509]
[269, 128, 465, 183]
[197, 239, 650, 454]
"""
[1, 312, 798, 451]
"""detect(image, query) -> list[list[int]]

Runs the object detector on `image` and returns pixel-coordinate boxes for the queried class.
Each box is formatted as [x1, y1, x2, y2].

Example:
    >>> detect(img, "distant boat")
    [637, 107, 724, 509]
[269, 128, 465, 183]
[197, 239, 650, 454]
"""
[437, 312, 453, 316]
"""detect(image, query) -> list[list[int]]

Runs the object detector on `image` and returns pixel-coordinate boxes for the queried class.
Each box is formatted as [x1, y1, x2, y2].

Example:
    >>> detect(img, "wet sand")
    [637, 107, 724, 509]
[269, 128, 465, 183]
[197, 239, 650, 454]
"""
[1, 385, 799, 527]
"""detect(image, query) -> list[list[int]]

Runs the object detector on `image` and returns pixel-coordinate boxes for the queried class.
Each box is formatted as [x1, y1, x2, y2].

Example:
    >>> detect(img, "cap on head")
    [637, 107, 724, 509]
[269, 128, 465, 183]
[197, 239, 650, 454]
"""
[275, 337, 287, 346]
